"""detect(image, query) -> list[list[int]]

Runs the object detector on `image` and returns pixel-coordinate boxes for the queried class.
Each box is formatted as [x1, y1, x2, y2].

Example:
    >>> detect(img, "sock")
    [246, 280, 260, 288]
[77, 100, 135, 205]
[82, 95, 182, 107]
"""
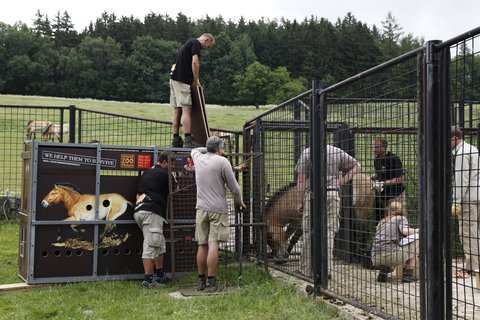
[144, 274, 154, 283]
[185, 133, 191, 137]
[173, 133, 179, 138]
[198, 274, 206, 279]
[155, 268, 165, 279]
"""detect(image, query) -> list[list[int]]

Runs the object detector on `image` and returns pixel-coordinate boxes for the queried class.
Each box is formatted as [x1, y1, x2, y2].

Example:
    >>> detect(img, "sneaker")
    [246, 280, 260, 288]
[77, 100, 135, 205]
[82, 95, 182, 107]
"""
[183, 136, 203, 148]
[155, 274, 171, 285]
[197, 277, 207, 291]
[142, 280, 157, 289]
[377, 266, 393, 283]
[172, 136, 183, 148]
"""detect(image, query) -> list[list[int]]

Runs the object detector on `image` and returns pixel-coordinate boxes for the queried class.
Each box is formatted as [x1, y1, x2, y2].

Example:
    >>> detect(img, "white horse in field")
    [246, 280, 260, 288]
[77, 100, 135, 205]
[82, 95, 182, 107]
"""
[25, 120, 52, 140]
[42, 123, 70, 142]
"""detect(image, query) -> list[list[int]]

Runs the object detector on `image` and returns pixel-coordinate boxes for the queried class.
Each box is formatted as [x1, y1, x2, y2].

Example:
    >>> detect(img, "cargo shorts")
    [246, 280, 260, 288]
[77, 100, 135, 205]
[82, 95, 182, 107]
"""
[134, 210, 166, 260]
[170, 79, 192, 108]
[195, 209, 229, 245]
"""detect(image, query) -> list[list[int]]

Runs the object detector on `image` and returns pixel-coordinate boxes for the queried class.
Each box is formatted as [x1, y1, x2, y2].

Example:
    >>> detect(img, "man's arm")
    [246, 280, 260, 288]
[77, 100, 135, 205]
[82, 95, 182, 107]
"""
[296, 172, 307, 212]
[192, 54, 200, 86]
[223, 163, 245, 209]
[339, 162, 361, 186]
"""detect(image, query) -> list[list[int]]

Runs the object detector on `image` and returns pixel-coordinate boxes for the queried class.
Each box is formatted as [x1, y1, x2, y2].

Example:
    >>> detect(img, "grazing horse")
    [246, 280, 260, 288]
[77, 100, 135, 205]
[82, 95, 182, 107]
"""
[42, 123, 70, 142]
[25, 120, 52, 140]
[265, 173, 376, 263]
[265, 182, 302, 262]
[41, 183, 132, 238]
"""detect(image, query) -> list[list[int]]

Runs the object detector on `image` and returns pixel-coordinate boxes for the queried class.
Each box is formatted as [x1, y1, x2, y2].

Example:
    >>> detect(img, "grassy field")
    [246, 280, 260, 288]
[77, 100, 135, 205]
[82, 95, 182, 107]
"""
[0, 94, 272, 131]
[0, 208, 340, 320]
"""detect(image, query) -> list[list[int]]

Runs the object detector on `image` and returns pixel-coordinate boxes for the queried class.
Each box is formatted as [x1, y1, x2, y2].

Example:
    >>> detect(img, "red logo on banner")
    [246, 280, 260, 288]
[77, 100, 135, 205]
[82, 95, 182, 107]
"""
[137, 154, 152, 169]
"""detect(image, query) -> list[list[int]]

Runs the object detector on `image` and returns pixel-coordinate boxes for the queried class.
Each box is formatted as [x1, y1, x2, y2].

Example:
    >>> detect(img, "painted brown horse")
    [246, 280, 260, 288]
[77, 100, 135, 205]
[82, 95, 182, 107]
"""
[41, 183, 132, 237]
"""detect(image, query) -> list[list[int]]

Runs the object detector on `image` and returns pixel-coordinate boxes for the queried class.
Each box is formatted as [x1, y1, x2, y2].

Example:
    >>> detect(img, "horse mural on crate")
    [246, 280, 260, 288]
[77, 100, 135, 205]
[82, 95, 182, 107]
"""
[42, 123, 70, 142]
[25, 120, 52, 140]
[41, 182, 132, 239]
[265, 173, 376, 264]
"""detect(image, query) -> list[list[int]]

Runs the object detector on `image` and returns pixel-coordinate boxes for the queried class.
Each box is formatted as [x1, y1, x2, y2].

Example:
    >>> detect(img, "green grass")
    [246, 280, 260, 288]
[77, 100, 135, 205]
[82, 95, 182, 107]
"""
[0, 223, 18, 284]
[0, 222, 341, 320]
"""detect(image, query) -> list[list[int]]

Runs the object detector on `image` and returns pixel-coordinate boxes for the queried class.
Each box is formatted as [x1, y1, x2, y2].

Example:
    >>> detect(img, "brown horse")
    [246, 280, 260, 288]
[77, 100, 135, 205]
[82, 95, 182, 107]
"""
[266, 173, 376, 262]
[265, 182, 302, 262]
[41, 183, 132, 237]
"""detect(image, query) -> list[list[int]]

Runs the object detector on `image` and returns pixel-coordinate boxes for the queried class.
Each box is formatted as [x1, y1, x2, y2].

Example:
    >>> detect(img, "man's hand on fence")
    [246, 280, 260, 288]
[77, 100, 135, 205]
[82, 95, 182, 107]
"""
[372, 180, 385, 192]
[452, 203, 462, 217]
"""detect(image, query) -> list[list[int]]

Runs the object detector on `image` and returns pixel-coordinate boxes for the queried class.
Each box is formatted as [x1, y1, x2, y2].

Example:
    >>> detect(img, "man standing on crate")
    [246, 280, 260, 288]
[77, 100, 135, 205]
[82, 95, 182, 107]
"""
[134, 151, 173, 288]
[170, 33, 215, 148]
[191, 136, 245, 292]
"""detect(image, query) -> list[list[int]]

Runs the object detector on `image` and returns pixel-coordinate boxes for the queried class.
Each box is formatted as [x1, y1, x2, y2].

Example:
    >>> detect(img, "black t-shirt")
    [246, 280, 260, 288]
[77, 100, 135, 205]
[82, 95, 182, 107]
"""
[171, 39, 202, 85]
[374, 151, 405, 199]
[136, 164, 170, 217]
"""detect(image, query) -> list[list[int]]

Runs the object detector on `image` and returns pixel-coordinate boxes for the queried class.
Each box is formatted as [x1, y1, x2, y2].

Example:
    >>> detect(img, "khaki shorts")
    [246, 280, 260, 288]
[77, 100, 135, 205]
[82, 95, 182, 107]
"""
[134, 210, 166, 259]
[372, 239, 418, 267]
[170, 79, 192, 108]
[195, 209, 229, 245]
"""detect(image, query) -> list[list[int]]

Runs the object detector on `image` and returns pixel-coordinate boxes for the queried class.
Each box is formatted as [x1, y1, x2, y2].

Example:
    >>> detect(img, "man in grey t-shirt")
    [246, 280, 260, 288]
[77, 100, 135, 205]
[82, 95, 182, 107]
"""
[296, 145, 360, 276]
[191, 136, 245, 291]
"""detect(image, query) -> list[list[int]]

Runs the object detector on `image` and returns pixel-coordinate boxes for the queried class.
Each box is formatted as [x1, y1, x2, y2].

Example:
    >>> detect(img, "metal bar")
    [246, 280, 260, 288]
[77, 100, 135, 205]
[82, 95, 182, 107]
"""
[68, 105, 76, 143]
[424, 40, 448, 320]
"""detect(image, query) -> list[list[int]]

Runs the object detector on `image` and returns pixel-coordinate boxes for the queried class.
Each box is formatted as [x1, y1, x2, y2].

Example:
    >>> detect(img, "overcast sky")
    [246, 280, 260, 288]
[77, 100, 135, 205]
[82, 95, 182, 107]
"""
[0, 0, 478, 42]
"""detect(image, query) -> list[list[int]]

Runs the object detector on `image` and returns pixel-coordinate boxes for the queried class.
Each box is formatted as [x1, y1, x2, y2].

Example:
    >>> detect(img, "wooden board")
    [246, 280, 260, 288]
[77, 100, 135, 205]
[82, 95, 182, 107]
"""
[190, 85, 210, 146]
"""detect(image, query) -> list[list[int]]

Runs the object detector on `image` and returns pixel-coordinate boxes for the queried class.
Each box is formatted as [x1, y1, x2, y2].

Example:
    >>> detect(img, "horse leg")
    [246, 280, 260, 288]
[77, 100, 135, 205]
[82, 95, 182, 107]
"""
[287, 227, 303, 254]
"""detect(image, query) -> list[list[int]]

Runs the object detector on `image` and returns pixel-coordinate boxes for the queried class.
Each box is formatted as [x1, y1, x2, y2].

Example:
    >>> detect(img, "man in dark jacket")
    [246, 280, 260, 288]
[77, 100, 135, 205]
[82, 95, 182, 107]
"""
[134, 151, 173, 288]
[371, 138, 406, 221]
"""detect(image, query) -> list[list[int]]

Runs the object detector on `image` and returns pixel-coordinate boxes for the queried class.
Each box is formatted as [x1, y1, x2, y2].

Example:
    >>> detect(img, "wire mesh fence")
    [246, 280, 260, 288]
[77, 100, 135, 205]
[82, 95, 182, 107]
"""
[245, 28, 480, 319]
[448, 31, 480, 320]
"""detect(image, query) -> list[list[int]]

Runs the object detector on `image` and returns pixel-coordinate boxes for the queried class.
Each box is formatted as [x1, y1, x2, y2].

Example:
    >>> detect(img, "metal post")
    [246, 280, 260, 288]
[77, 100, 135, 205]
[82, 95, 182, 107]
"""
[423, 40, 449, 320]
[68, 105, 76, 143]
[312, 80, 327, 293]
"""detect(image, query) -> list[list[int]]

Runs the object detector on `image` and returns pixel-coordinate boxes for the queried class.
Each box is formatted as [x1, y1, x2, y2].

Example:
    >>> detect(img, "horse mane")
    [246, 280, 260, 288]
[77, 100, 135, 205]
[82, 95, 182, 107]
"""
[265, 182, 296, 214]
[55, 182, 82, 194]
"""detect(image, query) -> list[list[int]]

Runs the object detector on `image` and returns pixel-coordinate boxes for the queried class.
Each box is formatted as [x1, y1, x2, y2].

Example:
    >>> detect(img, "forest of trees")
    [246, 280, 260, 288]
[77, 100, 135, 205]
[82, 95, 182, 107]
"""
[0, 10, 425, 105]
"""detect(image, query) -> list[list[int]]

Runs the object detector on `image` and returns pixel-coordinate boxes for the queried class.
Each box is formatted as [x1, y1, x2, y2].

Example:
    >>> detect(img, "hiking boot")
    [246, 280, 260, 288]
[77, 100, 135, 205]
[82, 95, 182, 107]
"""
[377, 266, 393, 282]
[142, 280, 157, 289]
[402, 268, 417, 283]
[197, 277, 207, 291]
[205, 278, 222, 293]
[172, 136, 183, 148]
[183, 136, 203, 148]
[155, 274, 171, 285]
